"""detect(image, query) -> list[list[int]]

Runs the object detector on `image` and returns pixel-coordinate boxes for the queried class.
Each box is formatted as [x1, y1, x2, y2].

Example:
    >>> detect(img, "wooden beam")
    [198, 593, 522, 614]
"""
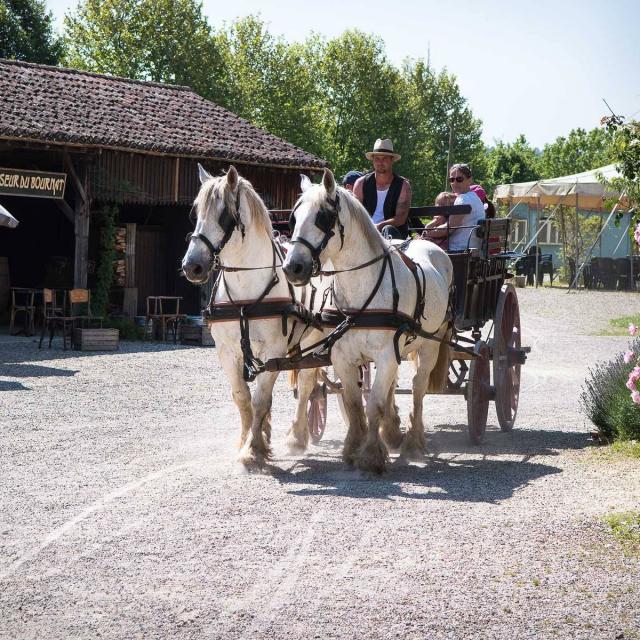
[64, 150, 88, 205]
[73, 163, 91, 288]
[54, 198, 75, 223]
[174, 157, 180, 202]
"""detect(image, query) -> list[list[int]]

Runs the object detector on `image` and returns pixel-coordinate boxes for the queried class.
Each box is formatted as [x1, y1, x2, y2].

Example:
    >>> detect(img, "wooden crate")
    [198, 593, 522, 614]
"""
[180, 324, 215, 346]
[73, 328, 120, 351]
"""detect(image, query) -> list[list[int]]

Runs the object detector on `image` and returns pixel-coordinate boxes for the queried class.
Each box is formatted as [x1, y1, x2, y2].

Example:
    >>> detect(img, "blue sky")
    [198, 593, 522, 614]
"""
[48, 0, 640, 149]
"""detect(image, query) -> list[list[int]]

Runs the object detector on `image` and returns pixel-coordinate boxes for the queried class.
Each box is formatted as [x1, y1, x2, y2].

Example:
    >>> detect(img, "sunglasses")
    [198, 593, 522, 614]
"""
[449, 176, 466, 183]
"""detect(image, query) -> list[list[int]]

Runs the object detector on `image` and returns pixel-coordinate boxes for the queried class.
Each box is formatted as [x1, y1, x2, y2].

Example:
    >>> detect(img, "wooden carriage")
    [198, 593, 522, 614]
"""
[267, 205, 529, 445]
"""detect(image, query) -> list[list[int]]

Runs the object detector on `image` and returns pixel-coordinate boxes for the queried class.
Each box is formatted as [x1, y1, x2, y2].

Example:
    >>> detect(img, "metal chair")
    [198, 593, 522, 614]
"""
[614, 257, 633, 290]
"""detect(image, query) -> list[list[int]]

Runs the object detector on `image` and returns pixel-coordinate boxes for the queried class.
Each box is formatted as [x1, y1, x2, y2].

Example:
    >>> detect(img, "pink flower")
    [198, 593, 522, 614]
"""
[635, 223, 640, 248]
[629, 323, 638, 336]
[626, 378, 637, 391]
[632, 390, 640, 405]
[624, 350, 635, 363]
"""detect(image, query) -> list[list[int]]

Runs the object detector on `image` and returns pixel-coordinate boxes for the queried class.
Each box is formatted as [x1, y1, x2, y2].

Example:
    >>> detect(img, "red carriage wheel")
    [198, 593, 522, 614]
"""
[307, 383, 328, 444]
[466, 341, 490, 445]
[493, 284, 521, 432]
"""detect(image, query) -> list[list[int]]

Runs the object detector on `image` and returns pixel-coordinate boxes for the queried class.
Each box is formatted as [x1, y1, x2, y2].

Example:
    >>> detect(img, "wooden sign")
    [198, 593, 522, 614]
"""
[0, 168, 67, 199]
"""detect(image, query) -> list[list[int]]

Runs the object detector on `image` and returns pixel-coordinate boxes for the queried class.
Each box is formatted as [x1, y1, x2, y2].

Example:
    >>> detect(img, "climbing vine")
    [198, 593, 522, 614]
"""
[92, 203, 119, 317]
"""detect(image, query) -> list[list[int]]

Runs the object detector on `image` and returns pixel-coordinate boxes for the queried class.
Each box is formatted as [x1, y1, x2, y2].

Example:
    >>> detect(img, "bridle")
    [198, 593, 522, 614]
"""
[187, 187, 244, 271]
[289, 192, 344, 276]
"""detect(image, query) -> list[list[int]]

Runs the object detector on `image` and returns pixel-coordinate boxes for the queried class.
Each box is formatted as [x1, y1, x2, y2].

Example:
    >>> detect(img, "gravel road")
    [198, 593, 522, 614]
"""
[1, 287, 640, 639]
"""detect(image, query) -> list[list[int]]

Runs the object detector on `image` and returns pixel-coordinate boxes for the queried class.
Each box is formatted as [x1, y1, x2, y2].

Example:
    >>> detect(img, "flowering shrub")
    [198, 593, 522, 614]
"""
[581, 337, 640, 441]
[625, 324, 640, 405]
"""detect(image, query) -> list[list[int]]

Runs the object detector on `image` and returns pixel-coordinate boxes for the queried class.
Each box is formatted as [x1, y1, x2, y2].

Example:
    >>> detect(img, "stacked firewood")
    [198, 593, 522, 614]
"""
[113, 259, 126, 287]
[114, 227, 127, 254]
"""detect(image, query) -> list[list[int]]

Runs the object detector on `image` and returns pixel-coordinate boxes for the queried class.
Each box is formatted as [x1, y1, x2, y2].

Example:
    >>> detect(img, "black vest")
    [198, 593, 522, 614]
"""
[362, 172, 408, 238]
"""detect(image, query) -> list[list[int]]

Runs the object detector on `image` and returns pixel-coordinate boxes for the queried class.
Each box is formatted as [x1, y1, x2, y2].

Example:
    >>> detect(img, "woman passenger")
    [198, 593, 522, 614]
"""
[427, 163, 485, 251]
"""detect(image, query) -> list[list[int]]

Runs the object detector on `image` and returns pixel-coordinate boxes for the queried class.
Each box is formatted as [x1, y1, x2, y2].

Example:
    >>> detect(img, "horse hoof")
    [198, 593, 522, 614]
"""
[381, 429, 404, 452]
[356, 441, 389, 475]
[285, 431, 308, 455]
[238, 442, 270, 471]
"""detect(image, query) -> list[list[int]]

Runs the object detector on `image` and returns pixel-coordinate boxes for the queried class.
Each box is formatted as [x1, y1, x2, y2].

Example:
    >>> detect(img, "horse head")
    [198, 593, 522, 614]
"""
[283, 169, 345, 285]
[182, 165, 246, 284]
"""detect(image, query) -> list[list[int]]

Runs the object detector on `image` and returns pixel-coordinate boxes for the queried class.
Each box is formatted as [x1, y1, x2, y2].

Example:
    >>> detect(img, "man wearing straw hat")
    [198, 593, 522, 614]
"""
[353, 138, 412, 240]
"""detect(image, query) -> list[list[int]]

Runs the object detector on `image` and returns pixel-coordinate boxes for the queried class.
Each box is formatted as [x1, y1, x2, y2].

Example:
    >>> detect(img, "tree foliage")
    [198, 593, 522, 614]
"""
[63, 0, 227, 104]
[485, 135, 540, 195]
[0, 0, 63, 64]
[538, 127, 615, 178]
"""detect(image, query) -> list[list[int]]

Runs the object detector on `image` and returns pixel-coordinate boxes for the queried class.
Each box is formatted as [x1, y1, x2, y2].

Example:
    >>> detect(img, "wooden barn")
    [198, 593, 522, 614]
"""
[0, 59, 327, 319]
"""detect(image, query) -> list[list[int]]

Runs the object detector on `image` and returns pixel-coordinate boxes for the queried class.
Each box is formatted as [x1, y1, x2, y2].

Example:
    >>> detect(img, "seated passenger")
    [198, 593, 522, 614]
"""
[422, 191, 455, 246]
[341, 170, 364, 192]
[425, 163, 485, 251]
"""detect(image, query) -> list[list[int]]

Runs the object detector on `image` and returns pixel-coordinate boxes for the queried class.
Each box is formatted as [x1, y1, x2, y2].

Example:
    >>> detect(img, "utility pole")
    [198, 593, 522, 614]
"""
[445, 120, 454, 191]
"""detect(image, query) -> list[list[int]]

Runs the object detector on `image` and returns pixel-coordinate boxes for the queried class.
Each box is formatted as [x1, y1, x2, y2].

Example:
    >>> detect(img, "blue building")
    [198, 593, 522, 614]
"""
[493, 165, 632, 268]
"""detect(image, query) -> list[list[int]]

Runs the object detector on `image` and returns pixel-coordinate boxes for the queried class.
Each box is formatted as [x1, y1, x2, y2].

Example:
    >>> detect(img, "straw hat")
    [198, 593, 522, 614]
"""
[365, 138, 401, 161]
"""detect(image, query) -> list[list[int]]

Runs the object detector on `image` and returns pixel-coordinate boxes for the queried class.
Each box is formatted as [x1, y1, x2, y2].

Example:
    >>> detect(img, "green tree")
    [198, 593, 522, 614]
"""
[485, 135, 540, 195]
[0, 0, 63, 64]
[601, 115, 640, 232]
[402, 60, 486, 205]
[300, 30, 410, 179]
[538, 127, 615, 178]
[215, 16, 322, 157]
[63, 0, 227, 104]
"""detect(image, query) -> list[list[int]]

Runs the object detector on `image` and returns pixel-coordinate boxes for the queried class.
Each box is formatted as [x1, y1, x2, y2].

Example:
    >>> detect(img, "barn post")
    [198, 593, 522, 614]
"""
[65, 152, 91, 288]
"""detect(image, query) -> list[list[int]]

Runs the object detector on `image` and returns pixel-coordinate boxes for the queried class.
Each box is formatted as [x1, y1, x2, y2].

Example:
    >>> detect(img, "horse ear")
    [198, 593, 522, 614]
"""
[322, 169, 336, 196]
[198, 163, 211, 184]
[300, 174, 312, 192]
[227, 165, 239, 192]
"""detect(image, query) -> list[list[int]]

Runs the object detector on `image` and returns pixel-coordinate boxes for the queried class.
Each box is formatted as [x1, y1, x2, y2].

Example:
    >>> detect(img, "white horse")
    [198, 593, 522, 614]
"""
[181, 165, 325, 470]
[283, 169, 453, 474]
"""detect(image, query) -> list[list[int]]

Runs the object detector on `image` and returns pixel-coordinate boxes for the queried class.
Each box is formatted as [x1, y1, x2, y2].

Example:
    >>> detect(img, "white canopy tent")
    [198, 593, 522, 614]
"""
[494, 164, 622, 210]
[493, 165, 629, 290]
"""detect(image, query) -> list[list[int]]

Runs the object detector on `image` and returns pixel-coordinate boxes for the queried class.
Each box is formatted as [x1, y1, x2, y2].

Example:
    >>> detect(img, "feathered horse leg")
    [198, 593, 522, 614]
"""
[286, 368, 319, 454]
[238, 370, 279, 470]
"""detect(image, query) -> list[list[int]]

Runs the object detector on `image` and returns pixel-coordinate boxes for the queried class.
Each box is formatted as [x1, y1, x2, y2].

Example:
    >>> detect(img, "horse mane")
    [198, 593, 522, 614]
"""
[336, 187, 388, 253]
[195, 172, 273, 237]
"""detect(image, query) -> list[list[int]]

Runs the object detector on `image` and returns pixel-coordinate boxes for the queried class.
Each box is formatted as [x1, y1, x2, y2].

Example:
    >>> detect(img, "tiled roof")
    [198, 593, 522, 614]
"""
[0, 59, 327, 169]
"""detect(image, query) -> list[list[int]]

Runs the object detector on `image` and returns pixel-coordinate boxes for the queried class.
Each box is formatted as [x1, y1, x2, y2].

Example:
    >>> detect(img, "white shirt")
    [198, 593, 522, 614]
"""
[372, 188, 389, 224]
[448, 191, 485, 251]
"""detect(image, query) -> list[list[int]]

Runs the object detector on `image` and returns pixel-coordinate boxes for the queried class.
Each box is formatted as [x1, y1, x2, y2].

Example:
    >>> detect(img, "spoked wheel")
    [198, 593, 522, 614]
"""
[307, 383, 328, 444]
[466, 341, 491, 445]
[493, 284, 521, 432]
[447, 359, 469, 390]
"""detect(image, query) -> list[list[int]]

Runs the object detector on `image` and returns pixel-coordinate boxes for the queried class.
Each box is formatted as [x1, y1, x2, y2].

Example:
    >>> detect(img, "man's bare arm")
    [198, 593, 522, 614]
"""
[353, 177, 365, 203]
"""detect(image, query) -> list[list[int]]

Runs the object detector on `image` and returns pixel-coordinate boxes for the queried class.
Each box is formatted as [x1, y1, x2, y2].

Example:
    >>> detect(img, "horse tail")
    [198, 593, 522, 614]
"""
[427, 322, 452, 393]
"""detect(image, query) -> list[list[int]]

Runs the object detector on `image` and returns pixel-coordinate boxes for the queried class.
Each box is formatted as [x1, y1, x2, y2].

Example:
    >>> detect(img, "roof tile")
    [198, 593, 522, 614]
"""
[0, 59, 327, 169]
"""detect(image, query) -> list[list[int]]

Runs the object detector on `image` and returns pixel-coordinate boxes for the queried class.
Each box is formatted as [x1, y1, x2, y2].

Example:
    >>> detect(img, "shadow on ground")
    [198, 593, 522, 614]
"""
[272, 428, 590, 503]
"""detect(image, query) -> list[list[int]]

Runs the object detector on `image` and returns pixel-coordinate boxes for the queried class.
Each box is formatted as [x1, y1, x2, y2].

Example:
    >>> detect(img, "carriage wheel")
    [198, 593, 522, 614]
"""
[307, 383, 328, 444]
[493, 284, 521, 432]
[447, 359, 469, 390]
[466, 341, 490, 445]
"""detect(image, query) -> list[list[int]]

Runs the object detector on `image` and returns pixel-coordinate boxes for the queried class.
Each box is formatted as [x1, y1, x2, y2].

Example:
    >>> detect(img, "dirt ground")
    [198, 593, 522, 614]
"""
[1, 286, 639, 639]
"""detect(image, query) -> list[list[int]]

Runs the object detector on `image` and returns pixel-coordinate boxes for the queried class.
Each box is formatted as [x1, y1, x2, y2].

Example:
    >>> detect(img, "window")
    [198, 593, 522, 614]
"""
[510, 219, 527, 247]
[537, 217, 561, 245]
